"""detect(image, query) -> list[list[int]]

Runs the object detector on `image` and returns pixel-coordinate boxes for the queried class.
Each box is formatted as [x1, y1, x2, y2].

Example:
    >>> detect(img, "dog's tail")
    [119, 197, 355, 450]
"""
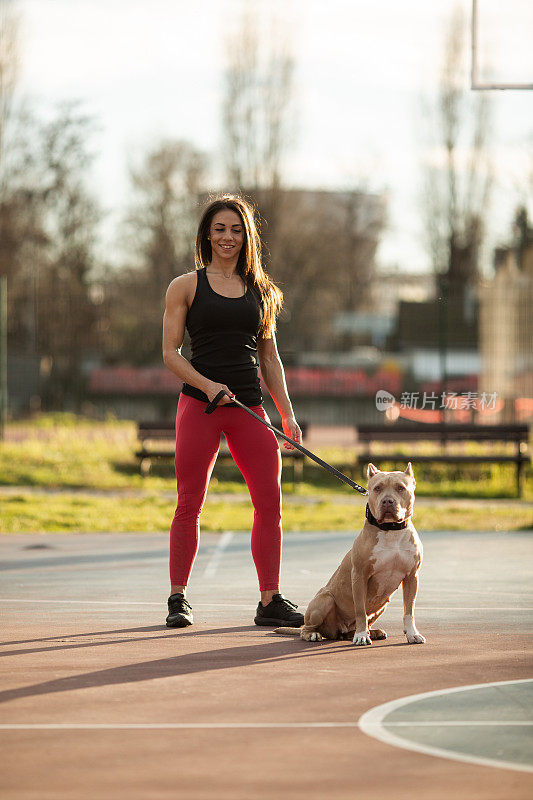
[273, 626, 302, 636]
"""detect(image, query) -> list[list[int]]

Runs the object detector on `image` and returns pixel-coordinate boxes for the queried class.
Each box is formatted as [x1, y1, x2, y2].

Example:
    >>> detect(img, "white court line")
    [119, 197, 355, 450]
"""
[0, 720, 530, 732]
[450, 588, 533, 598]
[202, 531, 234, 578]
[415, 607, 533, 611]
[0, 722, 358, 730]
[358, 678, 533, 774]
[0, 599, 252, 608]
[2, 599, 533, 611]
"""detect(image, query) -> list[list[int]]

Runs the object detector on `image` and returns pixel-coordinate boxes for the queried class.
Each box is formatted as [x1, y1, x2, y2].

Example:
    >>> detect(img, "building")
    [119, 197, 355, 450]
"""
[480, 245, 533, 421]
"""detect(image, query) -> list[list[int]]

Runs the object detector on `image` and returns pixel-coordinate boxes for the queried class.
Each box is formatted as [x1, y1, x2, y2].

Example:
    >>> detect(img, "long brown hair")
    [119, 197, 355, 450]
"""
[194, 194, 283, 338]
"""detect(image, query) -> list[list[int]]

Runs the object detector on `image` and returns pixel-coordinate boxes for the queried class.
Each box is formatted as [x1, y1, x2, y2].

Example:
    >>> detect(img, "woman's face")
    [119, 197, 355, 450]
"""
[209, 209, 244, 261]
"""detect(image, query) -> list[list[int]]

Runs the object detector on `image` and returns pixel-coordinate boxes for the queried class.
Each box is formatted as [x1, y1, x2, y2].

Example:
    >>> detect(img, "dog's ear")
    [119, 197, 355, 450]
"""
[405, 462, 414, 478]
[367, 463, 380, 479]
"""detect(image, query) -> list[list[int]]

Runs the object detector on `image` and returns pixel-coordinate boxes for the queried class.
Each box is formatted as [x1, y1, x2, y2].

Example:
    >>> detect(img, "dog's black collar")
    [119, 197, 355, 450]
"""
[365, 504, 411, 531]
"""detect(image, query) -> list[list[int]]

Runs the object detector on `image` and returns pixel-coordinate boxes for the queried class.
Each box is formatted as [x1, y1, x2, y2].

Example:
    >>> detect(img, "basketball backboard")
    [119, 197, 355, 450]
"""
[471, 0, 533, 90]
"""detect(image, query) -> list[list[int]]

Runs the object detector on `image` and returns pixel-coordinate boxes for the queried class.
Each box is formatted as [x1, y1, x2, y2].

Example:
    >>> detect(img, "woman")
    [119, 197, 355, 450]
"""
[162, 194, 304, 629]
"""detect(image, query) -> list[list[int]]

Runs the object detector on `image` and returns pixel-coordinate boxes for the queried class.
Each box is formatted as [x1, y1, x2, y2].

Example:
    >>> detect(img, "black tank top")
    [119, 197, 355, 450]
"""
[181, 267, 264, 407]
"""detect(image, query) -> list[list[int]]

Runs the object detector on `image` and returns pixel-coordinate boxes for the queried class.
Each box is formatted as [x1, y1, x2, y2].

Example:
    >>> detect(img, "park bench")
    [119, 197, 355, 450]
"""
[136, 419, 308, 483]
[354, 423, 530, 497]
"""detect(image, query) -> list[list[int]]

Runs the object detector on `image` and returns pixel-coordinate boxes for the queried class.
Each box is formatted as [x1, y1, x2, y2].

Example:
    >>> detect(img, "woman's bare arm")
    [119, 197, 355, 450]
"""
[257, 333, 301, 447]
[162, 274, 233, 404]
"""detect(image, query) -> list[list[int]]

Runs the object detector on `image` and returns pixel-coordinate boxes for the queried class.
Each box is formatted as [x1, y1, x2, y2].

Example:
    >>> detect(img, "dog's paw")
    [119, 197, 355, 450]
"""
[405, 630, 426, 644]
[369, 628, 387, 640]
[301, 629, 322, 642]
[352, 631, 372, 646]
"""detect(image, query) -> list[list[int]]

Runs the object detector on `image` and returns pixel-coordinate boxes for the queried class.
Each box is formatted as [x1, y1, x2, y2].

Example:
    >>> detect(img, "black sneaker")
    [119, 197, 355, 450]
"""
[166, 593, 193, 628]
[254, 593, 304, 627]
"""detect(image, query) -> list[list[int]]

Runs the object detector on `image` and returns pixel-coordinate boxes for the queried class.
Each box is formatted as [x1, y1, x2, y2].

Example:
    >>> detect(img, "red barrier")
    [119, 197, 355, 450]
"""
[88, 365, 402, 398]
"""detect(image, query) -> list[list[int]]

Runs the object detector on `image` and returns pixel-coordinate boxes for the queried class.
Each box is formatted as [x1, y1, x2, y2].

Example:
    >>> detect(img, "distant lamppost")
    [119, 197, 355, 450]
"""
[0, 275, 7, 439]
[437, 271, 449, 418]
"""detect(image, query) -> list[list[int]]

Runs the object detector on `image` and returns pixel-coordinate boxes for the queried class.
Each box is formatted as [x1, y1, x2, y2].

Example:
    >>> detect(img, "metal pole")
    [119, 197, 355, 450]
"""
[438, 272, 448, 422]
[0, 275, 7, 440]
[471, 0, 478, 89]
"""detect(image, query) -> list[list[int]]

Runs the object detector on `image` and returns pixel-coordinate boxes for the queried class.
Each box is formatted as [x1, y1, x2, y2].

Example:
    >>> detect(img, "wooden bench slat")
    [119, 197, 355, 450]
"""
[136, 448, 304, 460]
[356, 423, 528, 433]
[357, 432, 527, 443]
[355, 454, 529, 464]
[135, 418, 307, 480]
[354, 423, 530, 497]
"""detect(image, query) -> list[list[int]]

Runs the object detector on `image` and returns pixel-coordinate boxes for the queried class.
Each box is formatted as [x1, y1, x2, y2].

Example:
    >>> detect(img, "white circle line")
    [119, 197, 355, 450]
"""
[365, 721, 533, 727]
[358, 679, 533, 774]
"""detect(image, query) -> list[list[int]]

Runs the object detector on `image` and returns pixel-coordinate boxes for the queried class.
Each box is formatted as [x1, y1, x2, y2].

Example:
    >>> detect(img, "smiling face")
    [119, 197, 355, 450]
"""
[366, 463, 416, 524]
[209, 209, 245, 263]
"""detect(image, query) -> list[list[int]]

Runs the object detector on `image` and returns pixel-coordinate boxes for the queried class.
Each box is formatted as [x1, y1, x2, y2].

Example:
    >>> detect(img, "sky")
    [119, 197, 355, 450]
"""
[15, 0, 533, 273]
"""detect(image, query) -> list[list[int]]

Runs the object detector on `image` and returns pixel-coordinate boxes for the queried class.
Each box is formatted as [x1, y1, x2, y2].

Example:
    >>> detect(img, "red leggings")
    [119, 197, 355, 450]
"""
[169, 393, 282, 591]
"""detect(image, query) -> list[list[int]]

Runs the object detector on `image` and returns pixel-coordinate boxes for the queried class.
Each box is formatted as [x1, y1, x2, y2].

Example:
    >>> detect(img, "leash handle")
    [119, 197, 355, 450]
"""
[204, 389, 230, 414]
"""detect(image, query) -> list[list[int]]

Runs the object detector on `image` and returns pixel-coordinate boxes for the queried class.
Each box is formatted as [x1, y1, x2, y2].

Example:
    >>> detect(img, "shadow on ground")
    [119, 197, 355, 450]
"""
[0, 624, 409, 706]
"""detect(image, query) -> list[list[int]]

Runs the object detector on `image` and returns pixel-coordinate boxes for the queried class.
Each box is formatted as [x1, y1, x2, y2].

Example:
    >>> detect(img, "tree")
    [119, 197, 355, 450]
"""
[0, 0, 25, 285]
[221, 6, 385, 357]
[30, 104, 102, 406]
[108, 139, 206, 365]
[222, 3, 295, 238]
[126, 140, 205, 298]
[419, 7, 492, 398]
[514, 206, 533, 270]
[1, 97, 102, 407]
[222, 4, 294, 194]
[261, 189, 385, 356]
[0, 0, 19, 192]
[421, 6, 492, 290]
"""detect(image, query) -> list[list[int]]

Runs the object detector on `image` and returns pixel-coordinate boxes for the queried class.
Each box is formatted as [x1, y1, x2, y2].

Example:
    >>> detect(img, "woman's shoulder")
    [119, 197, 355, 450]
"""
[166, 270, 200, 303]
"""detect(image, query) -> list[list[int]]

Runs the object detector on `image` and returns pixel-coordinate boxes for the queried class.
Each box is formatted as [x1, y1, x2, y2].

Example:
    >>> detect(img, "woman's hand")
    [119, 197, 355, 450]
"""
[281, 416, 302, 450]
[205, 382, 234, 406]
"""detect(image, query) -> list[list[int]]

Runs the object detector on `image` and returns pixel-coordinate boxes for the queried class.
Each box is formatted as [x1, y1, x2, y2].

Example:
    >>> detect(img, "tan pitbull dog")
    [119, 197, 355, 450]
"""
[276, 463, 425, 646]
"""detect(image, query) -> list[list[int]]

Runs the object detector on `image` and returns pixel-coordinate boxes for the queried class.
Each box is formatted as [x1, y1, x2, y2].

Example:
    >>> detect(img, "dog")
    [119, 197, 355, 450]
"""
[276, 463, 425, 646]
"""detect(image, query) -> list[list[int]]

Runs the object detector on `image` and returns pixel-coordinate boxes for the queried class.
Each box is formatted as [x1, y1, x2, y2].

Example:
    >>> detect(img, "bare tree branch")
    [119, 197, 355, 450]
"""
[421, 5, 492, 286]
[0, 0, 20, 193]
[222, 4, 294, 193]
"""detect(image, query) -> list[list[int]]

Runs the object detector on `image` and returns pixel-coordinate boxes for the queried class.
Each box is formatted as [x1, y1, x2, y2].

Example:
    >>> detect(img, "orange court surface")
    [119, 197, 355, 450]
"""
[1, 528, 532, 799]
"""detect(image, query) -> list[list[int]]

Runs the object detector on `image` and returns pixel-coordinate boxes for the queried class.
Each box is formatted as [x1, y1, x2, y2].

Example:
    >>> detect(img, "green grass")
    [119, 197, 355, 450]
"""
[2, 413, 531, 499]
[1, 415, 153, 489]
[1, 492, 531, 534]
[1, 413, 532, 534]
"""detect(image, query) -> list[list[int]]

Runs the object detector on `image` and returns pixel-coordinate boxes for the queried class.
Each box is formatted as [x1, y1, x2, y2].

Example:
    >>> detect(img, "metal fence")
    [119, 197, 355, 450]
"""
[4, 264, 533, 427]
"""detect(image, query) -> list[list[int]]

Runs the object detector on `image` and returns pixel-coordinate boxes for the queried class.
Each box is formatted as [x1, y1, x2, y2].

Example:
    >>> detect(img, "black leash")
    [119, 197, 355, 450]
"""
[205, 390, 368, 496]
